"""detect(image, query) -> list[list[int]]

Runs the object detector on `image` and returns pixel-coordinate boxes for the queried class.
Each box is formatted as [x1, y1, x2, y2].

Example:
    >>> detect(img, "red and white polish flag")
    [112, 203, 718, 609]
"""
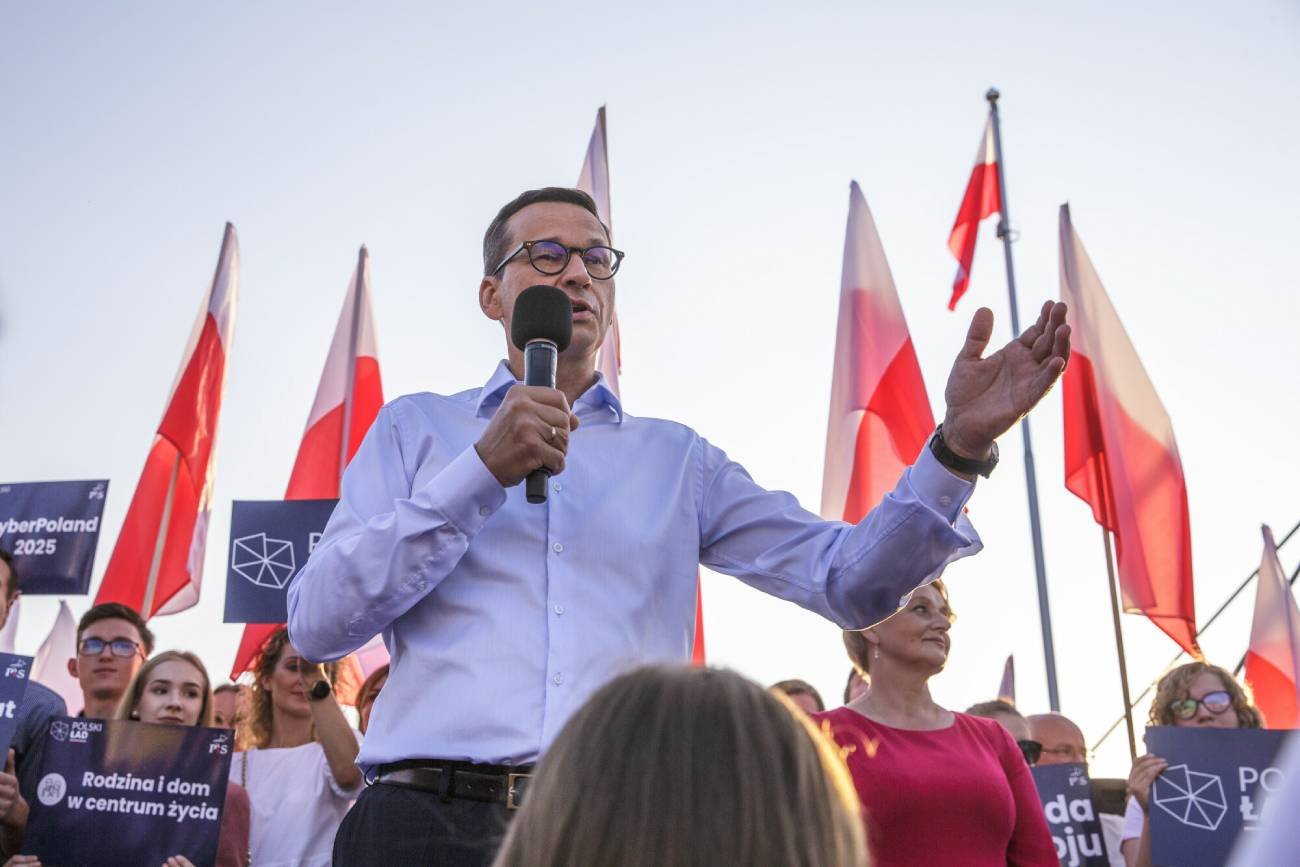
[231, 247, 385, 679]
[95, 223, 239, 617]
[576, 104, 621, 395]
[1059, 204, 1200, 657]
[1245, 526, 1300, 729]
[997, 654, 1016, 705]
[946, 118, 1001, 310]
[822, 182, 935, 524]
[576, 107, 705, 663]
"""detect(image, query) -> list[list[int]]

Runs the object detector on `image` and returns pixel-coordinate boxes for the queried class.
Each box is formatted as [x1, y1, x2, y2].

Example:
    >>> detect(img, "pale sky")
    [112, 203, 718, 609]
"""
[2, 1, 1298, 777]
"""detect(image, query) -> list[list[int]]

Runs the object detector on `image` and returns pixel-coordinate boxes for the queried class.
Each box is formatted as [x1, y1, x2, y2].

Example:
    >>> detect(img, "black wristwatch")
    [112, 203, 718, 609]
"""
[929, 424, 999, 478]
[308, 679, 333, 702]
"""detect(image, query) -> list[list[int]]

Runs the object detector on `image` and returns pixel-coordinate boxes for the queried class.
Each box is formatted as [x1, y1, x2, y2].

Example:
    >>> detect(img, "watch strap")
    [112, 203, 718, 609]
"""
[929, 424, 998, 478]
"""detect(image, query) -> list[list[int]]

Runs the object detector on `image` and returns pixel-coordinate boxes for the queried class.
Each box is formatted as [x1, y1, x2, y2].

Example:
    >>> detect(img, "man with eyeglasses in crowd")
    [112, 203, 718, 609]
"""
[65, 601, 154, 720]
[288, 186, 1073, 866]
[0, 550, 67, 858]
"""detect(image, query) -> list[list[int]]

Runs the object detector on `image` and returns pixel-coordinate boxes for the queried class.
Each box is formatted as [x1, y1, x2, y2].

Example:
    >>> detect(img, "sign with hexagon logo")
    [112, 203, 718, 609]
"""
[223, 499, 338, 623]
[1145, 726, 1289, 866]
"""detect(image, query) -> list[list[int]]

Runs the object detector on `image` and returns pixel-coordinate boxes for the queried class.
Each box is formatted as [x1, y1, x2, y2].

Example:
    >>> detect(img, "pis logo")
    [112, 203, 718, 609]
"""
[208, 732, 231, 755]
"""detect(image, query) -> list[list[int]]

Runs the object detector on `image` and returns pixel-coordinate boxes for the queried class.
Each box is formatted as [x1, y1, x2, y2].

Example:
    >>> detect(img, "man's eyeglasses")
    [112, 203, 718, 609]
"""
[1017, 739, 1043, 765]
[493, 240, 624, 280]
[78, 637, 144, 659]
[1039, 744, 1089, 763]
[1168, 690, 1232, 721]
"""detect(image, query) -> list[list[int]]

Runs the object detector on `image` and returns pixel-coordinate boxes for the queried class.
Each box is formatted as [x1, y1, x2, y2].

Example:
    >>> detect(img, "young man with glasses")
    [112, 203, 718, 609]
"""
[0, 550, 67, 858]
[288, 186, 1072, 866]
[65, 601, 154, 720]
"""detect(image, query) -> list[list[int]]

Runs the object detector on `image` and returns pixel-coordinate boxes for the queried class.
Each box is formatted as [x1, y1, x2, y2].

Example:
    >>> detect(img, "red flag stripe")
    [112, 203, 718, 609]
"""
[1059, 205, 1199, 657]
[823, 182, 934, 523]
[1244, 527, 1300, 729]
[233, 250, 385, 678]
[96, 225, 238, 618]
[1245, 653, 1299, 729]
[946, 119, 1001, 310]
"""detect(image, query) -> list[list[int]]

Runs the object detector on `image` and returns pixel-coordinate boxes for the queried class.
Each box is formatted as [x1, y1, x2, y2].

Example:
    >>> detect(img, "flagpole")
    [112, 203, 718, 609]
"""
[1092, 515, 1300, 750]
[338, 246, 366, 493]
[986, 87, 1061, 711]
[1100, 525, 1138, 762]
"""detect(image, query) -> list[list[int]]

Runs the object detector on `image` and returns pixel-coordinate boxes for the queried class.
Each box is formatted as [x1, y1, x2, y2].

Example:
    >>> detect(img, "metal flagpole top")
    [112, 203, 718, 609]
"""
[986, 87, 1000, 103]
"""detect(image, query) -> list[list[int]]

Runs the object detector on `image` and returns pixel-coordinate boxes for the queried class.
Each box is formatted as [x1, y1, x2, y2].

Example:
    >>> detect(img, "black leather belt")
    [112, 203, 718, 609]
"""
[373, 759, 533, 810]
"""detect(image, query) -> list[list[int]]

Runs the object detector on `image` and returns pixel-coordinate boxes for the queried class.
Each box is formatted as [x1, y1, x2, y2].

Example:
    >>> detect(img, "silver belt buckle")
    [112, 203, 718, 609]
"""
[505, 772, 530, 810]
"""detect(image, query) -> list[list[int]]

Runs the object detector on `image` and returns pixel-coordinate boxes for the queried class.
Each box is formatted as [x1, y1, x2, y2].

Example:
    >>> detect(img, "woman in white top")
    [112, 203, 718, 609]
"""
[233, 627, 362, 867]
[1120, 661, 1264, 867]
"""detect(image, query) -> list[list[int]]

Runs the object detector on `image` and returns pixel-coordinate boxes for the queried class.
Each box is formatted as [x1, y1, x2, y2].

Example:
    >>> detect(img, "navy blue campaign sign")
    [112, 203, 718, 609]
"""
[1030, 763, 1108, 867]
[1145, 726, 1291, 866]
[25, 717, 233, 867]
[224, 499, 338, 623]
[0, 654, 34, 753]
[0, 480, 109, 595]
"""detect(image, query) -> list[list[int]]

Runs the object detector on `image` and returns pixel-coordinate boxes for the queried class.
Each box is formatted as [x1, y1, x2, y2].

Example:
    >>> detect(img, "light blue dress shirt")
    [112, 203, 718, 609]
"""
[287, 361, 982, 766]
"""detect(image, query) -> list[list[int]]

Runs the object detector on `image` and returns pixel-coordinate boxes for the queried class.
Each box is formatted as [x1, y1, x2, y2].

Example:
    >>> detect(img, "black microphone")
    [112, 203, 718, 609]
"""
[510, 285, 573, 504]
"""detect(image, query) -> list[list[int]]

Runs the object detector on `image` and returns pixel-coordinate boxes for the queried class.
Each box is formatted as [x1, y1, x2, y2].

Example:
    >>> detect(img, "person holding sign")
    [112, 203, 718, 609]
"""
[234, 628, 360, 867]
[0, 551, 66, 860]
[1119, 661, 1264, 867]
[814, 581, 1057, 866]
[116, 651, 251, 867]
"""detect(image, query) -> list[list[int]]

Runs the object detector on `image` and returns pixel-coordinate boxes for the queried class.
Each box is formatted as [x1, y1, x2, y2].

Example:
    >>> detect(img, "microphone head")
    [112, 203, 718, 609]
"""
[511, 285, 573, 352]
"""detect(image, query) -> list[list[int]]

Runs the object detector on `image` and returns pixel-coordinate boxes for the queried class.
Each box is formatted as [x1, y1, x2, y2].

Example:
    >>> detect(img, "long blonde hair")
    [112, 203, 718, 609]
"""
[492, 666, 866, 867]
[237, 626, 339, 750]
[115, 650, 214, 727]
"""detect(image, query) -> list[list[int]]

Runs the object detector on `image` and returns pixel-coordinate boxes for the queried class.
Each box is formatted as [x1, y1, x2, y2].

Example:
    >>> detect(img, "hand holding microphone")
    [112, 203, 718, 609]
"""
[474, 286, 578, 500]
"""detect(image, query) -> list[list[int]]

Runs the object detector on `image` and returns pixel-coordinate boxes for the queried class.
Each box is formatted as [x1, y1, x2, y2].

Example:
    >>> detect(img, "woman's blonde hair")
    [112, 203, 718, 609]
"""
[237, 626, 340, 750]
[492, 666, 866, 867]
[115, 650, 214, 727]
[843, 578, 953, 677]
[1149, 661, 1264, 728]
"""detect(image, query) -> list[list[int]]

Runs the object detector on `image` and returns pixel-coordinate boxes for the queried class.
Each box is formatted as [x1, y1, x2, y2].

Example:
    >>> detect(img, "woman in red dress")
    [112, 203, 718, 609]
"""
[814, 580, 1056, 867]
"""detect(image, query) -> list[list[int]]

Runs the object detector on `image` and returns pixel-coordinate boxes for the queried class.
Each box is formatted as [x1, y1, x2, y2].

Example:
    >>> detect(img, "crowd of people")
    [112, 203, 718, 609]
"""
[0, 546, 1287, 866]
[0, 185, 1287, 865]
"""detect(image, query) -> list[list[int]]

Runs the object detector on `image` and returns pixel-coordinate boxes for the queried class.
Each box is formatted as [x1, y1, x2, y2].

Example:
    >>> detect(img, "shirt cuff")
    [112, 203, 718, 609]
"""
[422, 445, 508, 536]
[909, 446, 976, 524]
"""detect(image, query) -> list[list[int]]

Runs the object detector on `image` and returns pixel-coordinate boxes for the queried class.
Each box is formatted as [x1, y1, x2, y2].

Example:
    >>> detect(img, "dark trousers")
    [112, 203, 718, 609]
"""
[333, 782, 512, 866]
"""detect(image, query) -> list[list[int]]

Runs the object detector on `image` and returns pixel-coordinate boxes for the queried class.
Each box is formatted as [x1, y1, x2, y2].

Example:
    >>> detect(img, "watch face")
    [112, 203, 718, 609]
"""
[310, 680, 332, 700]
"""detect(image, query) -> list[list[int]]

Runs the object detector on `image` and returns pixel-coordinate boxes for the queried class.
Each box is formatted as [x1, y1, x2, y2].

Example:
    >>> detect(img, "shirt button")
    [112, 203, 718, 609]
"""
[479, 506, 491, 517]
[553, 673, 563, 685]
[554, 604, 565, 615]
[552, 542, 564, 553]
[553, 482, 563, 492]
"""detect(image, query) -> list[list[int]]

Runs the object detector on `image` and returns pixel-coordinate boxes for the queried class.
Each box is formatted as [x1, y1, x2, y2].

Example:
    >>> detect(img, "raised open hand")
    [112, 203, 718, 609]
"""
[941, 300, 1070, 459]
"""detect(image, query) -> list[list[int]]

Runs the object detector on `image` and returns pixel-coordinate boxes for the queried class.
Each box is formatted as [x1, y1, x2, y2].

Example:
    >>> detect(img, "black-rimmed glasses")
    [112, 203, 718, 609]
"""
[493, 240, 624, 280]
[1168, 690, 1232, 721]
[1017, 739, 1043, 765]
[78, 637, 144, 658]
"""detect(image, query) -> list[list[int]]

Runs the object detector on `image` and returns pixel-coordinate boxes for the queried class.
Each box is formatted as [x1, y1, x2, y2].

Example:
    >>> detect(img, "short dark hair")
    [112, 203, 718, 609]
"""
[0, 550, 17, 600]
[966, 699, 1023, 719]
[770, 679, 825, 712]
[482, 187, 609, 275]
[77, 602, 155, 655]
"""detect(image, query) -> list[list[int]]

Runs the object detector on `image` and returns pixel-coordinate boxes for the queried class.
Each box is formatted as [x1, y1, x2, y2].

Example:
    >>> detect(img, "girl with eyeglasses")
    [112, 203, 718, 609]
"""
[1119, 661, 1263, 867]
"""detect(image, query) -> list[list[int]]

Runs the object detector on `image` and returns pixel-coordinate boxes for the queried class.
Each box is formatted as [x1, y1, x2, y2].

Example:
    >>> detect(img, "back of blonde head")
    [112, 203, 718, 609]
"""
[492, 665, 866, 867]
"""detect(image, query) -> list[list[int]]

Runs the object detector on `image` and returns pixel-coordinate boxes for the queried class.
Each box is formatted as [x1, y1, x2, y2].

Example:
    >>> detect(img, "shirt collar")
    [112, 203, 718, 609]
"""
[474, 360, 624, 423]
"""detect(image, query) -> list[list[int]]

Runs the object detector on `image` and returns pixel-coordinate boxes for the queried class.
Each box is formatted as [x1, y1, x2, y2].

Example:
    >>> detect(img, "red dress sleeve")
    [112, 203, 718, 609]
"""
[986, 720, 1058, 866]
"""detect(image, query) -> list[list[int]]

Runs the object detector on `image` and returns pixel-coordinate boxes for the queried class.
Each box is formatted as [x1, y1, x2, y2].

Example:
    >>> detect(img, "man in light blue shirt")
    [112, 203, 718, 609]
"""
[291, 187, 1071, 866]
